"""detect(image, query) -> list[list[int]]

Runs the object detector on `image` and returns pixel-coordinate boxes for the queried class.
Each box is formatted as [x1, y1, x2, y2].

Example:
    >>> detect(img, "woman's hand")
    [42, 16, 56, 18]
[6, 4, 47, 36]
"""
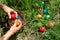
[2, 5, 18, 19]
[3, 20, 22, 40]
[10, 20, 22, 33]
[0, 2, 17, 19]
[0, 3, 24, 40]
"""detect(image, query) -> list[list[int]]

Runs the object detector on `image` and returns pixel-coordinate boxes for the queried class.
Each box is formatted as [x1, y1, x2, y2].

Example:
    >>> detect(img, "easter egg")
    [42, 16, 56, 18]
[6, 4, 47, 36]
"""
[49, 21, 54, 27]
[43, 8, 48, 14]
[44, 15, 50, 20]
[38, 8, 42, 12]
[15, 20, 20, 27]
[37, 14, 42, 19]
[16, 15, 21, 19]
[10, 11, 16, 19]
[40, 1, 45, 5]
[39, 26, 46, 32]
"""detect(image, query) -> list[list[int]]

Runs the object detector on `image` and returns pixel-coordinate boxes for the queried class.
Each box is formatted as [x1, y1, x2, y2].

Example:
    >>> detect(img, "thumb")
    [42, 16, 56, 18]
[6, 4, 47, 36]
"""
[11, 23, 16, 27]
[11, 23, 16, 28]
[8, 12, 11, 19]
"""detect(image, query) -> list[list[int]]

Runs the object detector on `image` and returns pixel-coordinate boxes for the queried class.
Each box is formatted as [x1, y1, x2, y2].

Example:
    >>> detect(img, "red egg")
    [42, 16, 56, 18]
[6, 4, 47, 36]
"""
[39, 27, 46, 32]
[10, 11, 16, 19]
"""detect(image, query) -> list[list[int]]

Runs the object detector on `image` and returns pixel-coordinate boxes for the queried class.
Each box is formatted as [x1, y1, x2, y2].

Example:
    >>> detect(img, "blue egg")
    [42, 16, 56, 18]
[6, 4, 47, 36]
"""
[16, 15, 21, 20]
[43, 8, 48, 14]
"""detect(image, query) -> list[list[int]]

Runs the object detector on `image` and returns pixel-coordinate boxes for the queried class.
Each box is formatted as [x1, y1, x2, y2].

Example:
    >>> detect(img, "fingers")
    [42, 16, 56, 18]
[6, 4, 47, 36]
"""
[8, 10, 18, 19]
[10, 21, 22, 31]
[15, 20, 23, 30]
[12, 20, 22, 30]
[13, 10, 18, 17]
[12, 22, 16, 27]
[8, 12, 11, 19]
[0, 4, 17, 19]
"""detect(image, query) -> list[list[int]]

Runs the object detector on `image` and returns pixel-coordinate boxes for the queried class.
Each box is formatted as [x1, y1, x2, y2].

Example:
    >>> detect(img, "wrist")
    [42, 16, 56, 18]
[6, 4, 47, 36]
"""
[2, 36, 8, 40]
[3, 34, 9, 40]
[3, 30, 14, 40]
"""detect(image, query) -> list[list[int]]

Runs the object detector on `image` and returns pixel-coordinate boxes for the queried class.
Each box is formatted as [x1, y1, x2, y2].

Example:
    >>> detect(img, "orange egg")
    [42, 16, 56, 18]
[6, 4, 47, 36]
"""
[49, 21, 54, 27]
[37, 14, 42, 19]
[15, 20, 20, 27]
[38, 8, 42, 12]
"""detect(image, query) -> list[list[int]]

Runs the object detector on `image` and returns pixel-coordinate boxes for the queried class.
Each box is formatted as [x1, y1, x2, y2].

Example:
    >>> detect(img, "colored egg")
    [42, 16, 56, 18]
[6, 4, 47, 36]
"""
[40, 1, 45, 5]
[39, 26, 46, 32]
[43, 8, 48, 14]
[15, 20, 20, 27]
[37, 14, 42, 19]
[44, 15, 50, 19]
[10, 11, 16, 19]
[38, 8, 42, 12]
[49, 21, 54, 27]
